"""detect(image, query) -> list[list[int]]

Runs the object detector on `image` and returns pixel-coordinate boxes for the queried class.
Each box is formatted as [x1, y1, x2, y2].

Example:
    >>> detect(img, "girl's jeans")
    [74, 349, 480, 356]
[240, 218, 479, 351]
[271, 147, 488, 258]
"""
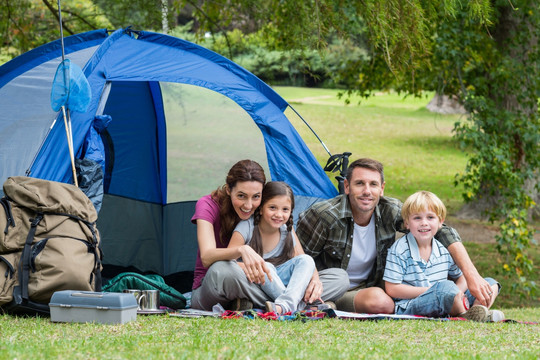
[260, 254, 315, 313]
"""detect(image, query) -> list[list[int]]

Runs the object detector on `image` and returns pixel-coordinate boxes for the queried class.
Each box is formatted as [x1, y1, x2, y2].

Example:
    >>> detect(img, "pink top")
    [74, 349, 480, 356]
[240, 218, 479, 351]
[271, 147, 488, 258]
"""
[190, 194, 229, 290]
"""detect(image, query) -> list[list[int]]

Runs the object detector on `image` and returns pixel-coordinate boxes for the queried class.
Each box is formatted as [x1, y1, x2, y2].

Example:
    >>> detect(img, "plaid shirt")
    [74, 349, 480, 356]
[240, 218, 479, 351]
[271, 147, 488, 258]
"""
[296, 194, 461, 288]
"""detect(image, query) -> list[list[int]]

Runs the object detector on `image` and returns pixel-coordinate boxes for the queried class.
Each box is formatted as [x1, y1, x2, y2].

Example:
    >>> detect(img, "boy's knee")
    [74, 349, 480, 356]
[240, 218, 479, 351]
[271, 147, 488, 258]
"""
[434, 280, 461, 312]
[438, 280, 459, 293]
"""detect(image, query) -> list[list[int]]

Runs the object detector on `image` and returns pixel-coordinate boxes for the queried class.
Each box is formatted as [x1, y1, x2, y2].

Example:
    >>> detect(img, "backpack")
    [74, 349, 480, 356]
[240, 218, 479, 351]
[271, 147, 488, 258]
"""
[0, 176, 102, 315]
[102, 272, 187, 310]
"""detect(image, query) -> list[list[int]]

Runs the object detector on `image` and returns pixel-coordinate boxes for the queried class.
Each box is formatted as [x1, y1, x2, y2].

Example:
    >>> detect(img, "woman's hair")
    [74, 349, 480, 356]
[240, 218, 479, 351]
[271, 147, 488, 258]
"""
[401, 190, 447, 226]
[211, 159, 266, 244]
[250, 181, 295, 266]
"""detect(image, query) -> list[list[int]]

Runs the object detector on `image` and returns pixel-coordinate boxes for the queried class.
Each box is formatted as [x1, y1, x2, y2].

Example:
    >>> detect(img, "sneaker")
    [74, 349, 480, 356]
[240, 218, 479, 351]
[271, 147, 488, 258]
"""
[306, 300, 332, 311]
[265, 301, 282, 315]
[324, 301, 337, 310]
[460, 305, 489, 322]
[230, 298, 253, 311]
[487, 309, 505, 322]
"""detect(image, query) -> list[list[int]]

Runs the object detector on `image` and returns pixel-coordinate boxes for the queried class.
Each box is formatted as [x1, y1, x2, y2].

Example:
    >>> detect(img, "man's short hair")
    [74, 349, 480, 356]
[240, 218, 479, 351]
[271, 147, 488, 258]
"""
[346, 158, 385, 184]
[401, 191, 447, 225]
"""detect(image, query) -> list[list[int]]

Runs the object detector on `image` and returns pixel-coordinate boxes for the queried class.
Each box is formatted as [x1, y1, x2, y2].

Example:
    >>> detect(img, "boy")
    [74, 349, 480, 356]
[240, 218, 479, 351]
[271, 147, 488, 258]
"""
[383, 191, 504, 322]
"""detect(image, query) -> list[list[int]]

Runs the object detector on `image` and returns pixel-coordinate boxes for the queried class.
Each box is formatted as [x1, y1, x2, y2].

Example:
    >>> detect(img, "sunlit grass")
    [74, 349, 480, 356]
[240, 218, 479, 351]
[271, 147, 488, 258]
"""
[0, 310, 538, 359]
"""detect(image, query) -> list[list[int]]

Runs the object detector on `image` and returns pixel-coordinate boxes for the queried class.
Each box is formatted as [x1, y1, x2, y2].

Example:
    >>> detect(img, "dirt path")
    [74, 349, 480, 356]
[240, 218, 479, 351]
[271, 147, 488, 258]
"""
[445, 217, 499, 243]
[445, 216, 540, 244]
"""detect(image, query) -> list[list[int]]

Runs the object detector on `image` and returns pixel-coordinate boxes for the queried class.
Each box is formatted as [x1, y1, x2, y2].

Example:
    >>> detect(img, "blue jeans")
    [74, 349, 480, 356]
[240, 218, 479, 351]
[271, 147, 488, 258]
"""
[260, 254, 315, 313]
[394, 277, 499, 317]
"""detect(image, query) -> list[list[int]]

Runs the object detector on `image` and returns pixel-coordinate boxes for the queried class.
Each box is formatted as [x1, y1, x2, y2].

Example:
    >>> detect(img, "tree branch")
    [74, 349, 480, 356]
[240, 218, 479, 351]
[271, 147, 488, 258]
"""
[41, 0, 74, 35]
[183, 0, 234, 59]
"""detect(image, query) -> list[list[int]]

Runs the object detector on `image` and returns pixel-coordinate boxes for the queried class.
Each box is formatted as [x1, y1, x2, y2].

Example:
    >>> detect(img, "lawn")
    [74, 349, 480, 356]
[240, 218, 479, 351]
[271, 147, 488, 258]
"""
[1, 87, 538, 359]
[0, 310, 538, 359]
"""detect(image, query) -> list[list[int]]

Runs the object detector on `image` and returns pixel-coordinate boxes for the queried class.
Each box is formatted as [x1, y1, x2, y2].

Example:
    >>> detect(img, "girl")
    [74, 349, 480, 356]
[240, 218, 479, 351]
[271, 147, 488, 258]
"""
[190, 160, 273, 311]
[228, 181, 319, 315]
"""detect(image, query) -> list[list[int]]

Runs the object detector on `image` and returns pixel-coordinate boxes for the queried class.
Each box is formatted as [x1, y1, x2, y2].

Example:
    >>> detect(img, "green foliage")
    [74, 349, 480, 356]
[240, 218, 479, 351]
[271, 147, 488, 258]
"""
[445, 1, 540, 297]
[0, 0, 111, 61]
[94, 0, 170, 31]
[168, 26, 369, 88]
[463, 239, 539, 308]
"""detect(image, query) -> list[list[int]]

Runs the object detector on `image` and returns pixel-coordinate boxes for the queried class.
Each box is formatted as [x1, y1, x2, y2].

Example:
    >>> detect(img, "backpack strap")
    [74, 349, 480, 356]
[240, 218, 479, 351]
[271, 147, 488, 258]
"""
[1, 197, 15, 234]
[19, 213, 43, 302]
[0, 255, 15, 279]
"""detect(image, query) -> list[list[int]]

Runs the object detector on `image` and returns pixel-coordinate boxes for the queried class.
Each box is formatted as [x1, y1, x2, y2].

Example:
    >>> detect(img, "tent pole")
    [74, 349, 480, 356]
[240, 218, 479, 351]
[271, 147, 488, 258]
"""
[62, 107, 78, 187]
[56, 0, 78, 187]
[288, 104, 332, 157]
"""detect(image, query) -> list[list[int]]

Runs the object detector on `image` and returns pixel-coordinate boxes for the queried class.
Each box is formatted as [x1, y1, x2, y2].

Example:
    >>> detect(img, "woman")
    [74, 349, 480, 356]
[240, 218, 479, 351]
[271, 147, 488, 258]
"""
[190, 159, 273, 310]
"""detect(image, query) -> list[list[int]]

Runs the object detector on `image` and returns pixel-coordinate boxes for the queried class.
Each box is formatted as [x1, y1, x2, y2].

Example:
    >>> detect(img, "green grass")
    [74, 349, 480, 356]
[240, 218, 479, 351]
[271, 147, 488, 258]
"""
[0, 311, 538, 359]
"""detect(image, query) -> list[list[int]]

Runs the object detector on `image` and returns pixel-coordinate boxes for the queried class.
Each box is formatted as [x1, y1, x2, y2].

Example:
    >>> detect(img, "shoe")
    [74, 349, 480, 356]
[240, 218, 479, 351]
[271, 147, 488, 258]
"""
[231, 298, 253, 311]
[460, 305, 489, 322]
[265, 301, 282, 315]
[306, 299, 331, 311]
[487, 309, 505, 322]
[324, 301, 337, 310]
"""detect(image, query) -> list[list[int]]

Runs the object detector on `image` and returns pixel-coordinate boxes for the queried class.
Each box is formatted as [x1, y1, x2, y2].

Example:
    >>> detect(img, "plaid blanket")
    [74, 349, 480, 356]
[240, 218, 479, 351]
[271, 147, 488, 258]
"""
[219, 308, 538, 324]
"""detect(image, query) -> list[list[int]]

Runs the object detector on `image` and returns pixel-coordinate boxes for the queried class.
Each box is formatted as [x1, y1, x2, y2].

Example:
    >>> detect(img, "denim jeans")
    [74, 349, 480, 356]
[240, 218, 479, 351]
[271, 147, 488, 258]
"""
[394, 277, 499, 317]
[260, 254, 315, 313]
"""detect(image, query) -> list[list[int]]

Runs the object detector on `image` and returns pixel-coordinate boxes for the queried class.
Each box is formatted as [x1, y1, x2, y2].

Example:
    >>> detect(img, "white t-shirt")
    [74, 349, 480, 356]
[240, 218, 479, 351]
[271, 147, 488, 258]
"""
[346, 214, 377, 288]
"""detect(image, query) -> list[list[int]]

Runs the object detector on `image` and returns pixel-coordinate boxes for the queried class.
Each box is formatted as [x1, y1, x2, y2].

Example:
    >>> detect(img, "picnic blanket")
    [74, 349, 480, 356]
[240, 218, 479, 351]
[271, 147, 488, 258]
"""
[169, 307, 538, 324]
[169, 308, 327, 321]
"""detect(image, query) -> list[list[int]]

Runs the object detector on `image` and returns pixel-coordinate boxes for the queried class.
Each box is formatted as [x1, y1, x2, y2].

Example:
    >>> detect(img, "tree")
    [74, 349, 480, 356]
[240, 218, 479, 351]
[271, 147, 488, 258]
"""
[0, 0, 111, 61]
[176, 0, 538, 296]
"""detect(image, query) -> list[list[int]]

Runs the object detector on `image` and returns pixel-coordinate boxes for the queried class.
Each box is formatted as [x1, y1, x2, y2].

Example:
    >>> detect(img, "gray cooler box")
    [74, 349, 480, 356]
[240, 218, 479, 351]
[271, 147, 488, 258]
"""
[49, 290, 138, 324]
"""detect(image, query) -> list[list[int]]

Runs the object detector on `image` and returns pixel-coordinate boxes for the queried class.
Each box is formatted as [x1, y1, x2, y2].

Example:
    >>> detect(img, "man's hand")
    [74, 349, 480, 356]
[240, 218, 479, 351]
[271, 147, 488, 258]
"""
[447, 242, 491, 306]
[465, 273, 492, 306]
[303, 273, 323, 304]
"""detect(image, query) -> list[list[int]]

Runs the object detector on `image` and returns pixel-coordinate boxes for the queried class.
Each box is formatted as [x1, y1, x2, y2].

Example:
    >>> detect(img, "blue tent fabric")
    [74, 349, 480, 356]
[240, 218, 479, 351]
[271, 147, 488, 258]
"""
[82, 114, 112, 172]
[26, 28, 336, 201]
[0, 28, 339, 276]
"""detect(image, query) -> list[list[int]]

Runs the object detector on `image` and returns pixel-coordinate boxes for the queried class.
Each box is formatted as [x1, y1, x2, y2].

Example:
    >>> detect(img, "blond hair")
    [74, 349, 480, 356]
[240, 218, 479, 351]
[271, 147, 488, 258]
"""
[401, 191, 447, 226]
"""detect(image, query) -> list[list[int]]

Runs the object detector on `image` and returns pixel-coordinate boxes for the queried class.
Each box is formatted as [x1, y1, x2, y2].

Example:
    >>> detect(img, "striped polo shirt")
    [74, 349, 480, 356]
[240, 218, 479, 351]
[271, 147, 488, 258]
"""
[383, 232, 462, 294]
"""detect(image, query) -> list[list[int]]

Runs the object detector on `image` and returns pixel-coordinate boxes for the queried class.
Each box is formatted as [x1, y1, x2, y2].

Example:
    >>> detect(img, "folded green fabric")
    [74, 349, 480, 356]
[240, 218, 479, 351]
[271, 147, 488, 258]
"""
[102, 272, 186, 310]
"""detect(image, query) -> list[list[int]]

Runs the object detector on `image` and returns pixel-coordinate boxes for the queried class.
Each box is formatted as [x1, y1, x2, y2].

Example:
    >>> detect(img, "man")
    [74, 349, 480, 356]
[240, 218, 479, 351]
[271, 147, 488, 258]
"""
[296, 158, 494, 313]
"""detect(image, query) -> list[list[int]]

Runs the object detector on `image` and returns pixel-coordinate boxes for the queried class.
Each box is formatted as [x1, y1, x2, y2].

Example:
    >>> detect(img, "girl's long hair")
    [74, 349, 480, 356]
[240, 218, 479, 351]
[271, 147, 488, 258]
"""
[250, 181, 295, 266]
[211, 160, 266, 245]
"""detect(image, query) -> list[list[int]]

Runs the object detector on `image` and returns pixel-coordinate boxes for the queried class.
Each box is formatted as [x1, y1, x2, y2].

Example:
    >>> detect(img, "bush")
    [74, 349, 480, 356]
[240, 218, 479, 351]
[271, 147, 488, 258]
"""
[169, 26, 370, 88]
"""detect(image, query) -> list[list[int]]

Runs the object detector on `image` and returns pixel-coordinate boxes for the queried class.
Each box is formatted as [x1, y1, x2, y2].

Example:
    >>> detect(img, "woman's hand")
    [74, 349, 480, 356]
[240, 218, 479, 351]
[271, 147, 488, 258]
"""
[238, 245, 273, 284]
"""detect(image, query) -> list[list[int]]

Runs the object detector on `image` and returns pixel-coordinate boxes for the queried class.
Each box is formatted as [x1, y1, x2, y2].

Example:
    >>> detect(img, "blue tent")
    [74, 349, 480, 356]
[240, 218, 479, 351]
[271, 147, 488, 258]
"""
[0, 28, 338, 287]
